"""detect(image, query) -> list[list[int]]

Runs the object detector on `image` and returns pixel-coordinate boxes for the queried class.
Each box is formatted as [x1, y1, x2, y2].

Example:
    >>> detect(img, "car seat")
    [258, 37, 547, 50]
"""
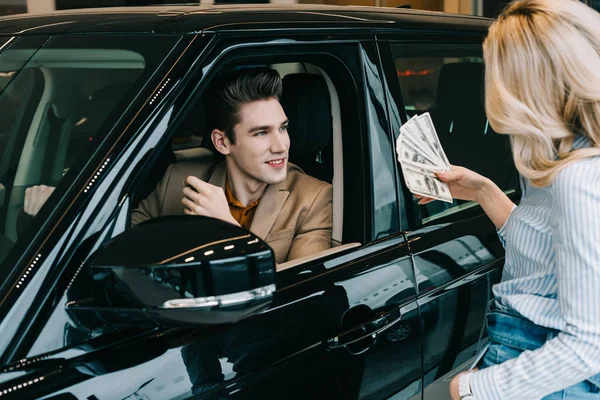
[280, 73, 333, 184]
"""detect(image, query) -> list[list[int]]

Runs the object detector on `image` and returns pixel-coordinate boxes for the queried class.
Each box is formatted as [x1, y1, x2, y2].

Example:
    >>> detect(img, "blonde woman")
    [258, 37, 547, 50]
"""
[416, 0, 600, 398]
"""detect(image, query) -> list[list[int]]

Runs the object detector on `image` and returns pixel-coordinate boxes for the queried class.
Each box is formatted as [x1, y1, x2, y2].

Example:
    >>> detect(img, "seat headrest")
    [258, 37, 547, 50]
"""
[74, 84, 133, 135]
[90, 84, 131, 111]
[280, 73, 332, 156]
[436, 62, 485, 115]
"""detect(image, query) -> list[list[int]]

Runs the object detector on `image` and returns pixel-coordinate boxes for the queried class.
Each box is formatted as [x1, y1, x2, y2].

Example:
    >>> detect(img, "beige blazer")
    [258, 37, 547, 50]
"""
[131, 160, 333, 264]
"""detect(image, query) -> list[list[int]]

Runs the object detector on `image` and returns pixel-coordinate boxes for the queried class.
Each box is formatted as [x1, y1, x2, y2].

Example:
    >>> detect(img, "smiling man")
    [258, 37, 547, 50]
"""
[131, 68, 333, 265]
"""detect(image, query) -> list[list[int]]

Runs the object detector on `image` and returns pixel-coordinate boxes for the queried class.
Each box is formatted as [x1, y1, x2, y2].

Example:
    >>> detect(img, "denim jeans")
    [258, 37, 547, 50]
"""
[479, 299, 600, 399]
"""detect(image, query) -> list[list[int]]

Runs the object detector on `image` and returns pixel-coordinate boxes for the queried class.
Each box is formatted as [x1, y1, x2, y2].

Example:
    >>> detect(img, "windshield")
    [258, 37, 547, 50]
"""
[0, 34, 179, 266]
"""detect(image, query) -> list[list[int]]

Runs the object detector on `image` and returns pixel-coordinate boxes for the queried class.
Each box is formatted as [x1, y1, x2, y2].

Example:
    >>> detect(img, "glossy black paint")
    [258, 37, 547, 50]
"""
[404, 216, 504, 396]
[0, 6, 506, 400]
[66, 216, 276, 327]
[361, 41, 400, 241]
[90, 216, 273, 271]
[0, 5, 490, 36]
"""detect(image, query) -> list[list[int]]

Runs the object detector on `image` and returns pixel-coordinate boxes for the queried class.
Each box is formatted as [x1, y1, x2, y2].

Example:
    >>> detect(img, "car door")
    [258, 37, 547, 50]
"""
[185, 35, 424, 400]
[0, 33, 423, 400]
[376, 35, 523, 399]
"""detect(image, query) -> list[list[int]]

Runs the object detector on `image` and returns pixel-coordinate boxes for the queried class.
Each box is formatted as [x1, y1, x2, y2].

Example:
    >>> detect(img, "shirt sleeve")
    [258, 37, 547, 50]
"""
[471, 158, 600, 399]
[497, 203, 517, 248]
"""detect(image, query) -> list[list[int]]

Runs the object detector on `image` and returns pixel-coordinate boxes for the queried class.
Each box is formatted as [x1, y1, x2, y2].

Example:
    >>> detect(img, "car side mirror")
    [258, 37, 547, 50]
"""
[66, 216, 276, 328]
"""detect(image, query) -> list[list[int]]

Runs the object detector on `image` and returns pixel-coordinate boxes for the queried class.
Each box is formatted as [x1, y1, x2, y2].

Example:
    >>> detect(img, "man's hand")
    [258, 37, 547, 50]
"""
[182, 176, 239, 226]
[24, 185, 55, 216]
[450, 369, 478, 400]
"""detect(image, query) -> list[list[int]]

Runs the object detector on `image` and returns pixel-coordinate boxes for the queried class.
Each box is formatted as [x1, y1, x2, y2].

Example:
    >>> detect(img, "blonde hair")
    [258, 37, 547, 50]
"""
[484, 0, 600, 187]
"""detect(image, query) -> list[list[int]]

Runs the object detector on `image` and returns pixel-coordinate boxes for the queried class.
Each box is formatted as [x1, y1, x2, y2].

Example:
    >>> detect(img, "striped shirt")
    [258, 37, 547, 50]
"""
[471, 135, 600, 399]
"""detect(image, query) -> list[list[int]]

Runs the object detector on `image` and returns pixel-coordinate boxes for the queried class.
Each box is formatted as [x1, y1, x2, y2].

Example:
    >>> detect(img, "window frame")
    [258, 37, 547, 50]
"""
[129, 36, 374, 273]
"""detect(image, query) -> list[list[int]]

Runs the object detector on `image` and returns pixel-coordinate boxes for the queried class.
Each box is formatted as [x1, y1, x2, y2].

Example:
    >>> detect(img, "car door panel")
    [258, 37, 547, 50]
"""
[404, 218, 504, 397]
[229, 240, 421, 400]
[0, 241, 418, 400]
[353, 38, 422, 400]
[331, 241, 421, 400]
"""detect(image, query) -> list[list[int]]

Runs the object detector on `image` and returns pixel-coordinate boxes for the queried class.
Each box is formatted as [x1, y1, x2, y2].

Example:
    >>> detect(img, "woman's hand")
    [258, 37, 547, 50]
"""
[417, 165, 490, 205]
[450, 369, 478, 400]
[416, 165, 516, 230]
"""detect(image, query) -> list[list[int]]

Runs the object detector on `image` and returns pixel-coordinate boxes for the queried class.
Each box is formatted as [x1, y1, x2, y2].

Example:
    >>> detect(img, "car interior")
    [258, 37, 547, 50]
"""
[397, 56, 518, 223]
[160, 61, 363, 271]
[0, 48, 146, 265]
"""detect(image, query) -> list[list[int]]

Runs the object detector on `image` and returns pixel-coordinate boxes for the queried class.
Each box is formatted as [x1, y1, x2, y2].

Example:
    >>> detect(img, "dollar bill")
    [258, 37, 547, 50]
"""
[401, 123, 443, 166]
[396, 136, 439, 168]
[402, 164, 453, 203]
[396, 112, 454, 202]
[415, 112, 451, 168]
[402, 158, 450, 173]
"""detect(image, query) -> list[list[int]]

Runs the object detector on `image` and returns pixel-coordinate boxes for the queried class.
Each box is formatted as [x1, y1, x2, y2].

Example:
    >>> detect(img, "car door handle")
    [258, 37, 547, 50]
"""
[327, 302, 417, 350]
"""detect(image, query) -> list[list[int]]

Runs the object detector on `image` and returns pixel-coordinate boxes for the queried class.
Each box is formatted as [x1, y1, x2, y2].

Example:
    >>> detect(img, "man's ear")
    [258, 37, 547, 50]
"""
[211, 129, 231, 156]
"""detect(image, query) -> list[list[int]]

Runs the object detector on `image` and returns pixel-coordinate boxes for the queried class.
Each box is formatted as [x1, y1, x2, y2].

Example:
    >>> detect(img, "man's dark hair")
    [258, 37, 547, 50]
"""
[208, 67, 283, 144]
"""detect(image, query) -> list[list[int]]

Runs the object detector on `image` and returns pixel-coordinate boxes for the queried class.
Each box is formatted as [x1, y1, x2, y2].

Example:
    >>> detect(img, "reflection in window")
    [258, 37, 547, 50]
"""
[392, 45, 519, 225]
[414, 235, 496, 293]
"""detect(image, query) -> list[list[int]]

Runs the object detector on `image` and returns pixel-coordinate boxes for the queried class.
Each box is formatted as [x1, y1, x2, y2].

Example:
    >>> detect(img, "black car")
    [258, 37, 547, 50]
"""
[0, 5, 520, 399]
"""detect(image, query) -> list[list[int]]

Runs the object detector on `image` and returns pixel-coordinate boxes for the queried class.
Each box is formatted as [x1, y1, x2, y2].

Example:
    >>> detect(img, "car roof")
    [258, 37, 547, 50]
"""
[0, 5, 491, 36]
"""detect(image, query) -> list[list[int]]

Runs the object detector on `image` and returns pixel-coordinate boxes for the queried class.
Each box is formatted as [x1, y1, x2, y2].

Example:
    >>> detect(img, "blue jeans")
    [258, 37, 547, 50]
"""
[479, 299, 600, 399]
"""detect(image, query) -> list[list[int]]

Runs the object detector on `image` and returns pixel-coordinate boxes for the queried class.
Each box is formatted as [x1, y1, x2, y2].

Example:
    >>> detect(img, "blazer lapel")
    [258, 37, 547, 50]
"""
[250, 179, 289, 240]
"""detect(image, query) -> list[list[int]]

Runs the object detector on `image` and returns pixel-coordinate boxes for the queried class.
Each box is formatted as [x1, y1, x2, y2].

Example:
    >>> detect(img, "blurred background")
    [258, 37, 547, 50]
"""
[1, 0, 599, 19]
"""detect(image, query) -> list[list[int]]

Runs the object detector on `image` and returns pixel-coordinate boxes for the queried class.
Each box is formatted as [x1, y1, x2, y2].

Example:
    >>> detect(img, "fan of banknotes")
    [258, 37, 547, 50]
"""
[396, 112, 454, 203]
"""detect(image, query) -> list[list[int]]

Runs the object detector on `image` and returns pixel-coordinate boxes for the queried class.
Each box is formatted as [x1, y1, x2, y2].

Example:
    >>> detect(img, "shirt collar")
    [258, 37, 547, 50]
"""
[571, 134, 591, 151]
[225, 180, 259, 209]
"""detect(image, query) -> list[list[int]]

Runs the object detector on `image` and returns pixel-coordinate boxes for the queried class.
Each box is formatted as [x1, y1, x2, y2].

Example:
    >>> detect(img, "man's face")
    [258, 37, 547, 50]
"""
[226, 98, 290, 185]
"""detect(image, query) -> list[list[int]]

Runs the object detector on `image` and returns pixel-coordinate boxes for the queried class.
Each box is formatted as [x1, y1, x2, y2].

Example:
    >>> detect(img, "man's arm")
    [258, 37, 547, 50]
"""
[286, 183, 333, 261]
[130, 164, 175, 226]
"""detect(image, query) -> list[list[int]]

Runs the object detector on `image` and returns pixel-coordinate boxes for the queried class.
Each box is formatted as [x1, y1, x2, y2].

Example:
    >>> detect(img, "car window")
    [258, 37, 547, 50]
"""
[132, 57, 364, 267]
[391, 44, 519, 224]
[0, 35, 179, 267]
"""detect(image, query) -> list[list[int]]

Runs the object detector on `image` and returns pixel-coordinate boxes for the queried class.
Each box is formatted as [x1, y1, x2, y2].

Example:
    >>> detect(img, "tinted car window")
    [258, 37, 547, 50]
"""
[392, 44, 519, 224]
[0, 35, 178, 267]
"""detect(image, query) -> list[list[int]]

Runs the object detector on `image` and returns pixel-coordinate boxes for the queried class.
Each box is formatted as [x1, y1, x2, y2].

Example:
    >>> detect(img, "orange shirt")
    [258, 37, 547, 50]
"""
[225, 181, 259, 230]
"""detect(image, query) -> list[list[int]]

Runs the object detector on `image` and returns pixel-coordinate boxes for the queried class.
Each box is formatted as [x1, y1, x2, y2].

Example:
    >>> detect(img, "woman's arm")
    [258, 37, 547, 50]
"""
[419, 166, 516, 229]
[472, 177, 516, 230]
[470, 159, 600, 399]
